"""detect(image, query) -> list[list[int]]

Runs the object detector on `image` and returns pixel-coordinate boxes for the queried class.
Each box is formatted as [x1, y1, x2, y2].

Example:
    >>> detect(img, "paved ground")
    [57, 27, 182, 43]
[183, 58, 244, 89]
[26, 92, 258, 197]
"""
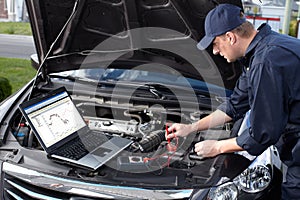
[0, 33, 36, 59]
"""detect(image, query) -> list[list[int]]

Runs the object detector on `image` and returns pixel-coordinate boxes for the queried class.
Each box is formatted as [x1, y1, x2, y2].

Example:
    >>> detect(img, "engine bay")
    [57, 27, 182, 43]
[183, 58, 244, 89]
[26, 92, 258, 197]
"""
[6, 87, 250, 189]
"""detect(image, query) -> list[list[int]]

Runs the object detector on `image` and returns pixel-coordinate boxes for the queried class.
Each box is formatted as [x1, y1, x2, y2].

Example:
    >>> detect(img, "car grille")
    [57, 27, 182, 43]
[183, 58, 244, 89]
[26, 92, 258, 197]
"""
[1, 162, 192, 200]
[2, 172, 99, 200]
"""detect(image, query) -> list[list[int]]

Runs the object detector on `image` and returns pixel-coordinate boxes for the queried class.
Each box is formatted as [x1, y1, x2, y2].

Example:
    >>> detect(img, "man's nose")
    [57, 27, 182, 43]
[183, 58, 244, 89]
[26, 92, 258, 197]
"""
[213, 47, 220, 55]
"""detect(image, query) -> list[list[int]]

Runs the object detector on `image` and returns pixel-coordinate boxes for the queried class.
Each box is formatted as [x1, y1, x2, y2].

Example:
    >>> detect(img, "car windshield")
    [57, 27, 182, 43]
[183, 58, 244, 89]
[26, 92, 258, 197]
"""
[55, 68, 232, 97]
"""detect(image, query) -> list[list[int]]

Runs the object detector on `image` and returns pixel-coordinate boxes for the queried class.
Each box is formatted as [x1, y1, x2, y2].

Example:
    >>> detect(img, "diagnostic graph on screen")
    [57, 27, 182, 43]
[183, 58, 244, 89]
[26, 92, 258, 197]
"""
[28, 97, 86, 147]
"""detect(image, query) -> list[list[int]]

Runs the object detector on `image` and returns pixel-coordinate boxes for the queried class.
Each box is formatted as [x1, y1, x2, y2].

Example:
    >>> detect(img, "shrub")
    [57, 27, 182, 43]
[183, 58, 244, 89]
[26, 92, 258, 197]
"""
[0, 77, 12, 102]
[289, 20, 297, 37]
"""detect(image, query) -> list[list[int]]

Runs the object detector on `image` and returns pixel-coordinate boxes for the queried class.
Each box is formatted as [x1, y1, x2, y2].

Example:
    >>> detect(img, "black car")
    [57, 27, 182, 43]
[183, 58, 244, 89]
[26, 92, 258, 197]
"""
[0, 0, 283, 199]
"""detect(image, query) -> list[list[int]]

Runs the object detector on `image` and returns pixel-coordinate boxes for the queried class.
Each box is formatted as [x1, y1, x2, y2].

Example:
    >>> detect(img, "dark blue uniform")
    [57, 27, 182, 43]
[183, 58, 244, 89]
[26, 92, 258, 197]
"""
[218, 23, 300, 199]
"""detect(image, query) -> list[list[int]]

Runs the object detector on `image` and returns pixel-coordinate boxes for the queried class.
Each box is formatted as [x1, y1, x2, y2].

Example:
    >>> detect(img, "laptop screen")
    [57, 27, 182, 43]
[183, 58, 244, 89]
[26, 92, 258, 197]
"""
[23, 91, 86, 148]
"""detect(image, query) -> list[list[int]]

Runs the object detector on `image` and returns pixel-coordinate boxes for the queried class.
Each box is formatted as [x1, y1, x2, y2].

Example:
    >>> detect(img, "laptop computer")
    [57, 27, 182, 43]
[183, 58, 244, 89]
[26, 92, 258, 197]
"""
[19, 87, 133, 170]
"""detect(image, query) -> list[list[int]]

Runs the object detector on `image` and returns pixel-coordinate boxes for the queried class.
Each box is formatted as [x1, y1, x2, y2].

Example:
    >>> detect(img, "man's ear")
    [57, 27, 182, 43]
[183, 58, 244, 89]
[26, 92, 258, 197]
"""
[225, 32, 236, 45]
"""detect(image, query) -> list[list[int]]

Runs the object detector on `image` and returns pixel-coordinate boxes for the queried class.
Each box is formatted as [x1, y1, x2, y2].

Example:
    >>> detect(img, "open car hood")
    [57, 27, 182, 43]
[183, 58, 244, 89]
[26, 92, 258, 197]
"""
[25, 0, 243, 89]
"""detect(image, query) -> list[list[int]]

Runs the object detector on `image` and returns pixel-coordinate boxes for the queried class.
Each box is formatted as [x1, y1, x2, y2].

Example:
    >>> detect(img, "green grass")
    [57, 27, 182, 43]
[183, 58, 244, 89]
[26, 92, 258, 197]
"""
[0, 22, 32, 35]
[0, 57, 36, 93]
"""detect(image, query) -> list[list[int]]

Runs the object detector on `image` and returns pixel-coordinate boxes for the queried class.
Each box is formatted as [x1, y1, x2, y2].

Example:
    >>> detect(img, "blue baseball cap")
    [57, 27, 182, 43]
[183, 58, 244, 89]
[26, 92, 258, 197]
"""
[197, 4, 246, 50]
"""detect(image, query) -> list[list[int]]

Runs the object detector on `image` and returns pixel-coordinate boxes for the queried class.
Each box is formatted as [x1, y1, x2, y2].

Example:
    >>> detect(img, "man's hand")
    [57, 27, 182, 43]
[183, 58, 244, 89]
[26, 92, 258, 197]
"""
[165, 123, 199, 140]
[165, 110, 232, 141]
[194, 140, 222, 158]
[194, 138, 244, 158]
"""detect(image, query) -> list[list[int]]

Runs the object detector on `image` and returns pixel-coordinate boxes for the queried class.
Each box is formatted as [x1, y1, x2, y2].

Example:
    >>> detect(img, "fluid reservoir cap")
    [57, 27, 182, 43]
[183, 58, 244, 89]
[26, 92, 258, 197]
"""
[102, 121, 113, 126]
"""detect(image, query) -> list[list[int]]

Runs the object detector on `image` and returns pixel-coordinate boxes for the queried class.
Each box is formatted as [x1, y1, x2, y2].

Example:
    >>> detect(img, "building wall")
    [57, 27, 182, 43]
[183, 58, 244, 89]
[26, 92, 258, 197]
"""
[0, 0, 8, 19]
[0, 0, 27, 21]
[261, 6, 285, 31]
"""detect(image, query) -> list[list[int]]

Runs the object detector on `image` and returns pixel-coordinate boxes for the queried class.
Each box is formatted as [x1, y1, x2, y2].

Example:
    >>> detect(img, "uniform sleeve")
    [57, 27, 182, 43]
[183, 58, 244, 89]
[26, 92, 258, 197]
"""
[236, 48, 289, 156]
[218, 67, 250, 121]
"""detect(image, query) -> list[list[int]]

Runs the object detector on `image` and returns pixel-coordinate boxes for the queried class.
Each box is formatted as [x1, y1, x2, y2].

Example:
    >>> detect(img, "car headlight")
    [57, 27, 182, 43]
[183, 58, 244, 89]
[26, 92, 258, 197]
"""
[207, 165, 271, 200]
[234, 165, 271, 193]
[207, 182, 238, 200]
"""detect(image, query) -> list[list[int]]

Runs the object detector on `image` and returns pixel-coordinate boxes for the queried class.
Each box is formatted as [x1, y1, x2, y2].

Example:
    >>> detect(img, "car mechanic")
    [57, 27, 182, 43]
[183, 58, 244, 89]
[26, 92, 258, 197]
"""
[166, 4, 300, 200]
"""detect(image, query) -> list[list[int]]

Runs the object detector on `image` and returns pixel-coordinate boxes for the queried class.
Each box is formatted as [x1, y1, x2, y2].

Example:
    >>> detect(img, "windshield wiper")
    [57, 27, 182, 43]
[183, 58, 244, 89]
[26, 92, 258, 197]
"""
[143, 83, 212, 100]
[132, 83, 178, 100]
[50, 74, 99, 85]
[145, 84, 165, 99]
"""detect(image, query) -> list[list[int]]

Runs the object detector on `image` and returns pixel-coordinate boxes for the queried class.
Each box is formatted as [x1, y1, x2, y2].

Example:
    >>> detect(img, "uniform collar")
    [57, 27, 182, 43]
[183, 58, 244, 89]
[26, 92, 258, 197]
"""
[239, 23, 272, 66]
[245, 23, 272, 56]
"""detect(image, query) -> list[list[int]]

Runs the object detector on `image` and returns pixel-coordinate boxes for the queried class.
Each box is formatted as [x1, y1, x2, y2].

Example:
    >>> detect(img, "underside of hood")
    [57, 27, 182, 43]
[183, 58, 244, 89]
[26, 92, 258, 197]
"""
[25, 0, 243, 89]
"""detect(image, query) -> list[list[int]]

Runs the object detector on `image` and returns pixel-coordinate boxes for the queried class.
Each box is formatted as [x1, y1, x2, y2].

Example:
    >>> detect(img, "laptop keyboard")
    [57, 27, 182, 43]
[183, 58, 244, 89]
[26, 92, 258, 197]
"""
[54, 132, 111, 160]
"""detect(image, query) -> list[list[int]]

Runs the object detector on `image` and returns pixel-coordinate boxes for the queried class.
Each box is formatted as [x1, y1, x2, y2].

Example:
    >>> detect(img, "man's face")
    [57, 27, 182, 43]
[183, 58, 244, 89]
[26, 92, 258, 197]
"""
[212, 34, 237, 63]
